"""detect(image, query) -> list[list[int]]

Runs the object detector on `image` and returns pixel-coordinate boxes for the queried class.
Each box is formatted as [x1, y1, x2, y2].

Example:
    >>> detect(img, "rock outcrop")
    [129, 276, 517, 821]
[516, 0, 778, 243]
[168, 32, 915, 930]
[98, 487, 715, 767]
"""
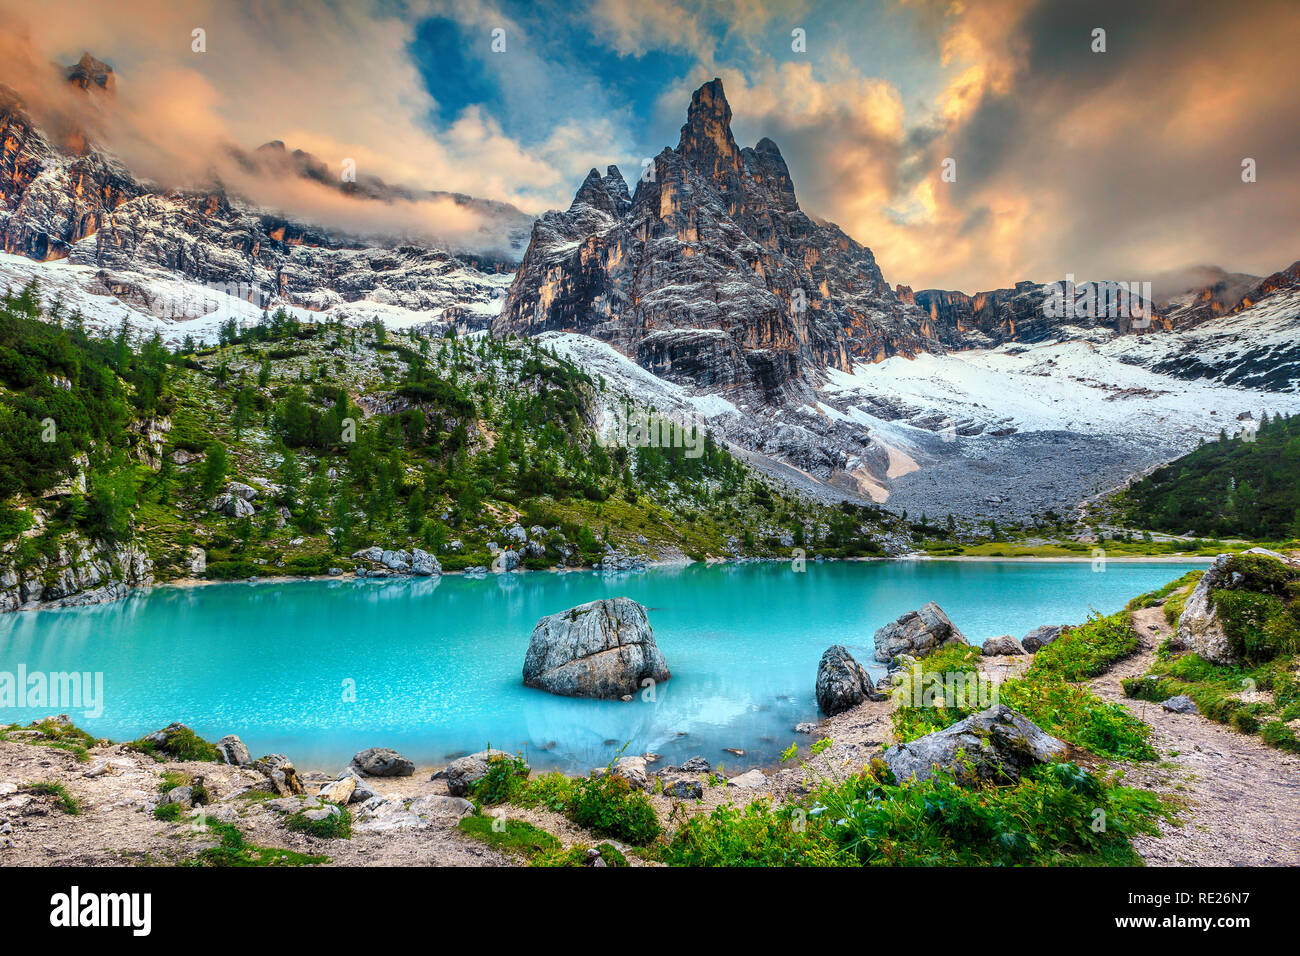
[0, 532, 153, 613]
[443, 749, 529, 797]
[216, 735, 252, 767]
[351, 747, 415, 777]
[872, 602, 968, 663]
[494, 78, 935, 407]
[1178, 549, 1298, 664]
[981, 634, 1027, 656]
[815, 644, 884, 715]
[522, 597, 670, 699]
[1021, 625, 1064, 653]
[253, 753, 303, 796]
[882, 705, 1066, 785]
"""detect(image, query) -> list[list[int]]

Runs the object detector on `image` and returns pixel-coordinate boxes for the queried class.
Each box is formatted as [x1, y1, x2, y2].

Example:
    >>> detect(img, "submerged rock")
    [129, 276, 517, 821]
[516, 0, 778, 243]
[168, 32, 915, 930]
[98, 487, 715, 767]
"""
[522, 597, 670, 699]
[815, 644, 884, 715]
[872, 602, 968, 662]
[351, 747, 415, 777]
[881, 704, 1065, 785]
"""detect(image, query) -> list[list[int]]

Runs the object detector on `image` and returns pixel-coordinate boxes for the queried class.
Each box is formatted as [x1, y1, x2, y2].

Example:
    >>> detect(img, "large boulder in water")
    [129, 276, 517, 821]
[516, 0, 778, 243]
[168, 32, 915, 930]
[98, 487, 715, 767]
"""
[872, 602, 968, 663]
[882, 704, 1066, 785]
[522, 598, 670, 698]
[815, 645, 884, 715]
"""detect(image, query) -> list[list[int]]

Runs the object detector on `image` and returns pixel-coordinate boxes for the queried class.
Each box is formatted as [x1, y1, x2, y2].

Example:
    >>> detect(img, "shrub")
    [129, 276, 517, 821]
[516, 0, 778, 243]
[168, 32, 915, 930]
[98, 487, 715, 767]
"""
[285, 806, 353, 839]
[457, 815, 560, 859]
[566, 773, 661, 845]
[128, 724, 221, 763]
[467, 753, 530, 806]
[24, 781, 80, 815]
[1212, 589, 1299, 664]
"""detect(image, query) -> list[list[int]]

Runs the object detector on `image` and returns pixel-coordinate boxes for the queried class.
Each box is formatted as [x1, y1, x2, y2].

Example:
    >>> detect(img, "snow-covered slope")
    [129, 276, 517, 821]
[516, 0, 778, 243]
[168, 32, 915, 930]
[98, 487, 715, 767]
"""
[0, 249, 511, 345]
[1106, 281, 1300, 392]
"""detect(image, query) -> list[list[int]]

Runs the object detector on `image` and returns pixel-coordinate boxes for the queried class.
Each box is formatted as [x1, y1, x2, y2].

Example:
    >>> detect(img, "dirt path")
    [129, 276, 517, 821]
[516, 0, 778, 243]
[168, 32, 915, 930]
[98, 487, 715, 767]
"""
[1088, 605, 1300, 866]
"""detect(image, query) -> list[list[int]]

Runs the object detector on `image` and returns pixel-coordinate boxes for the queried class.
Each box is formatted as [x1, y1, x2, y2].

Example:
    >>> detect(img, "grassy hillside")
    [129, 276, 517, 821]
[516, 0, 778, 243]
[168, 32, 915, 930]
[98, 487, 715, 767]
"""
[1, 281, 901, 591]
[1121, 413, 1300, 540]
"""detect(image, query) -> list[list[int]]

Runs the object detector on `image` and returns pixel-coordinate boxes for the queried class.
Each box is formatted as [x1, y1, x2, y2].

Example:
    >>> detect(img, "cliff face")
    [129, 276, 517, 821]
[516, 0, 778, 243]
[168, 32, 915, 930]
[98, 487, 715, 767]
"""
[913, 280, 1172, 349]
[495, 78, 936, 406]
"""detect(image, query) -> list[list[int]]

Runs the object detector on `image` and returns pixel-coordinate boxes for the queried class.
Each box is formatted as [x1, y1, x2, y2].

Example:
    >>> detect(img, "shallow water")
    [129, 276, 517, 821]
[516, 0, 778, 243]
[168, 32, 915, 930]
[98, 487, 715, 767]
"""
[0, 559, 1203, 773]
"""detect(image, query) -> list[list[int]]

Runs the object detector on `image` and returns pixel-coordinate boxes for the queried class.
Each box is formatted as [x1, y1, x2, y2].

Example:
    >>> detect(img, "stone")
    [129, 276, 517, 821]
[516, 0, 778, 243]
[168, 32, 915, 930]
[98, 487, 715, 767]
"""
[491, 549, 521, 573]
[1173, 552, 1297, 665]
[679, 756, 711, 773]
[334, 768, 377, 804]
[794, 722, 818, 734]
[443, 750, 529, 797]
[351, 747, 415, 777]
[1021, 625, 1064, 652]
[317, 776, 355, 805]
[211, 493, 255, 518]
[410, 548, 441, 576]
[659, 775, 704, 799]
[981, 634, 1027, 656]
[873, 602, 968, 662]
[881, 704, 1066, 785]
[160, 785, 193, 808]
[502, 524, 527, 545]
[253, 754, 303, 796]
[726, 770, 767, 788]
[216, 734, 252, 767]
[1161, 695, 1199, 714]
[816, 644, 884, 715]
[595, 755, 649, 790]
[522, 597, 670, 699]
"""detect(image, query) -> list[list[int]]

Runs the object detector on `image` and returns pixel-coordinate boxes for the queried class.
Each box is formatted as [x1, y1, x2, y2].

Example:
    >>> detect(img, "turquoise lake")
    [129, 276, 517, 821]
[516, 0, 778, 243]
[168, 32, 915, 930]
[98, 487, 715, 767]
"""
[0, 560, 1204, 773]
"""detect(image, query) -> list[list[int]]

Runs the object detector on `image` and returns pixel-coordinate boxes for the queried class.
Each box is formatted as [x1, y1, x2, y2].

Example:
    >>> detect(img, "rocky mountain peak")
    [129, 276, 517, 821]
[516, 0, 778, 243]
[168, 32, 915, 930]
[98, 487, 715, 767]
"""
[570, 165, 630, 218]
[677, 77, 743, 181]
[66, 53, 115, 94]
[496, 77, 931, 408]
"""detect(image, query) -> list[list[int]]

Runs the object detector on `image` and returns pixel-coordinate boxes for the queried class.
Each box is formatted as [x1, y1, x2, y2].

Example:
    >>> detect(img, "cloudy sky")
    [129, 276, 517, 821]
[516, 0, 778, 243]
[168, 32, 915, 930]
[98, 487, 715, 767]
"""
[2, 0, 1297, 291]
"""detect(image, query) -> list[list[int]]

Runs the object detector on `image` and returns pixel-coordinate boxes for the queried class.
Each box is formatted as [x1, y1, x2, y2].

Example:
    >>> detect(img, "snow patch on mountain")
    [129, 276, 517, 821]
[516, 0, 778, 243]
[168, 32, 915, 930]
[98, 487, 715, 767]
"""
[0, 250, 511, 345]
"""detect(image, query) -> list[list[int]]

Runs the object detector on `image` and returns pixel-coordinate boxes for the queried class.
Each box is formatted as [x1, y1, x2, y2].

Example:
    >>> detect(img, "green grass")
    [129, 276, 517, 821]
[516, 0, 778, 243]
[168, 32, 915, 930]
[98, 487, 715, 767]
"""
[127, 724, 221, 763]
[533, 841, 629, 867]
[889, 616, 1155, 761]
[0, 718, 98, 761]
[663, 761, 1170, 867]
[24, 780, 81, 815]
[182, 821, 330, 867]
[1031, 611, 1139, 681]
[285, 806, 353, 839]
[457, 815, 561, 860]
[153, 801, 186, 822]
[1125, 652, 1300, 754]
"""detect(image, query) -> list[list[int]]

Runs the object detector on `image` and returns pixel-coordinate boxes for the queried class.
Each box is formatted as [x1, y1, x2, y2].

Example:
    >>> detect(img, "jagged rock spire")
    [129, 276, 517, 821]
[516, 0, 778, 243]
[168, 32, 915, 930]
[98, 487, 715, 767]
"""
[677, 77, 743, 181]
